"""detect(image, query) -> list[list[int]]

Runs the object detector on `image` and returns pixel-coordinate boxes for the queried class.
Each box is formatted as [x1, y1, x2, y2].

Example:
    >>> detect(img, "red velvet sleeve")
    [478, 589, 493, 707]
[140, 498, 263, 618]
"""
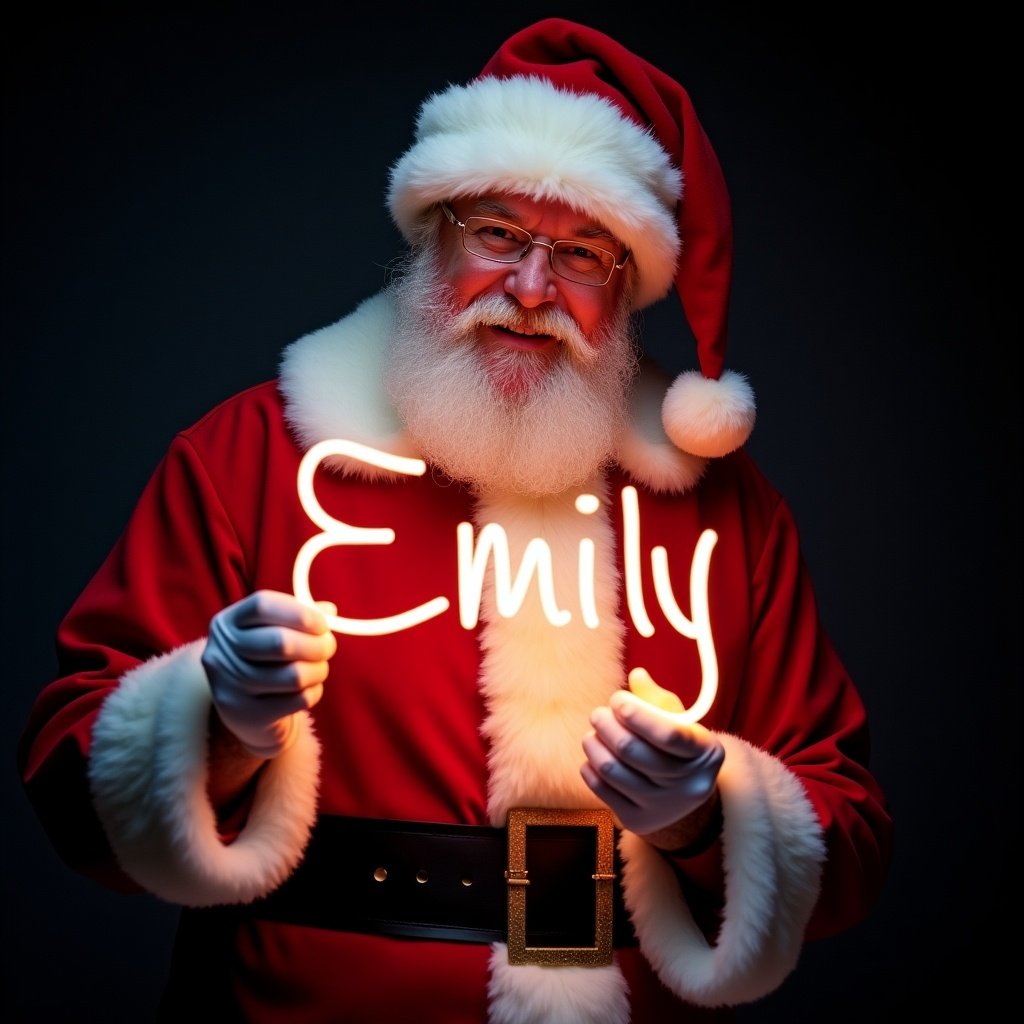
[16, 433, 251, 889]
[734, 493, 893, 940]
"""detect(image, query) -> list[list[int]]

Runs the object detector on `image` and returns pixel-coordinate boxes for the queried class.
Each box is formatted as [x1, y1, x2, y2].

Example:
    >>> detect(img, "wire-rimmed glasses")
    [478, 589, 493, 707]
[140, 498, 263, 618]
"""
[441, 202, 630, 287]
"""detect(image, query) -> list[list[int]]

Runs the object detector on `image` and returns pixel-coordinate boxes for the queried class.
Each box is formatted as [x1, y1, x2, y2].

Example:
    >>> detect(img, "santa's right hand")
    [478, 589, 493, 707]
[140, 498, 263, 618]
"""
[202, 590, 337, 758]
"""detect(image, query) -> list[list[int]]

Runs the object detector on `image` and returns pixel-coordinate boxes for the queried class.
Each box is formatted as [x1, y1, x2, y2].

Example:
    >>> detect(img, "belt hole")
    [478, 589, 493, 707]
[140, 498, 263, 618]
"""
[461, 877, 473, 887]
[373, 867, 388, 882]
[415, 869, 429, 884]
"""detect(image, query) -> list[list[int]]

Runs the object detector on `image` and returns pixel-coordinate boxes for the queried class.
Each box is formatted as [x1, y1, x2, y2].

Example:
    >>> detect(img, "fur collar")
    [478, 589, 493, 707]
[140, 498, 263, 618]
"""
[279, 289, 707, 494]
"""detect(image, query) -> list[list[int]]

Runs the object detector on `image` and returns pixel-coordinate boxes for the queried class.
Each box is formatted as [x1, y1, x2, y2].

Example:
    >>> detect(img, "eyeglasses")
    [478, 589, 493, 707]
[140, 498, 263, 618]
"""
[441, 203, 630, 287]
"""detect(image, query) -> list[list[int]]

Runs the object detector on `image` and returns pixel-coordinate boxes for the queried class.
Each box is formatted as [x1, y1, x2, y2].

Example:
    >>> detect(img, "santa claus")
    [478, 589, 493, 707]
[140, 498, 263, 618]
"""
[18, 17, 892, 1024]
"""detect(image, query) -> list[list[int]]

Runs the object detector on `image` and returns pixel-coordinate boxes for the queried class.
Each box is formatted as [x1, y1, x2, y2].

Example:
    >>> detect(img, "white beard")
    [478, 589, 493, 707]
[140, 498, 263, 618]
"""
[383, 246, 639, 497]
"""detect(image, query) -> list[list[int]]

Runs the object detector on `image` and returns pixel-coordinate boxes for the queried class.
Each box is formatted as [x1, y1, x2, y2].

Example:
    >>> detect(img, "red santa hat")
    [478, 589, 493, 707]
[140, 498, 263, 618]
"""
[387, 18, 755, 458]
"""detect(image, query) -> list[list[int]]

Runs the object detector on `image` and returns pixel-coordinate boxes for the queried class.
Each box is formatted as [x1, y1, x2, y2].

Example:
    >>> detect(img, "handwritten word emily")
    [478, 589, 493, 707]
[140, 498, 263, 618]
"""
[293, 439, 718, 722]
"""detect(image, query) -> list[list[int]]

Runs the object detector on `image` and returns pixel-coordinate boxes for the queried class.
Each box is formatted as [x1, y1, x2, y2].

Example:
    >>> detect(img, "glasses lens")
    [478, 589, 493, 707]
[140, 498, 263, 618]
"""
[459, 215, 617, 286]
[463, 217, 532, 262]
[551, 242, 615, 286]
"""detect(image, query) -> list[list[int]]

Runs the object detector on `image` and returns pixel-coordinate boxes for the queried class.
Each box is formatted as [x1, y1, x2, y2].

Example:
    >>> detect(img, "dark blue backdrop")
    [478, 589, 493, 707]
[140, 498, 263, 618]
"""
[3, 3, 1018, 1020]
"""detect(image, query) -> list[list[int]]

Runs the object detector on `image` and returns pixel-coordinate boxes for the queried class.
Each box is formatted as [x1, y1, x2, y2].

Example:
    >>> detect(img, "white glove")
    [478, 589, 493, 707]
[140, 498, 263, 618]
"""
[580, 689, 724, 836]
[202, 590, 337, 758]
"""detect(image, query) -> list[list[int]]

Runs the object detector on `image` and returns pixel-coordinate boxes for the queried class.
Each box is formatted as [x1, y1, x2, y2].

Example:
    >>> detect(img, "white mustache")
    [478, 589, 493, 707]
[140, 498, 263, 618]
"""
[450, 295, 596, 365]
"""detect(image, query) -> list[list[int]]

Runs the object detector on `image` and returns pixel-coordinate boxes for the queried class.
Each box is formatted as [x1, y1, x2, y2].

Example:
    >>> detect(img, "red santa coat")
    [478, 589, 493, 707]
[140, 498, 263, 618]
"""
[18, 292, 891, 1023]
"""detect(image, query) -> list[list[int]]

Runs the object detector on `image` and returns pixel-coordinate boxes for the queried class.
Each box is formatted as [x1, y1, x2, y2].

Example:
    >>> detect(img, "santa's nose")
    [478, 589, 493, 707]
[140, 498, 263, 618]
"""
[504, 244, 558, 307]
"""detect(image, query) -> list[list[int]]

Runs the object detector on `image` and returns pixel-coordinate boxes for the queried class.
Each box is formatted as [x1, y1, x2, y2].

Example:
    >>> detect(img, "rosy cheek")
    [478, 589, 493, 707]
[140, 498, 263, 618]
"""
[457, 268, 508, 305]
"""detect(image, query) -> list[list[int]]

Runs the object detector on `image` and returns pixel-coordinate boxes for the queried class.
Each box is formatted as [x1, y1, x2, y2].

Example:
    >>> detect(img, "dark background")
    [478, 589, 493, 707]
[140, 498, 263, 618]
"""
[3, 3, 1019, 1021]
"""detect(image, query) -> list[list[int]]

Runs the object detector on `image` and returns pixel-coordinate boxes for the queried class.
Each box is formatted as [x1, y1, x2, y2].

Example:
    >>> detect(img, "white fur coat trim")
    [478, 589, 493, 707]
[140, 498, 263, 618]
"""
[278, 289, 709, 495]
[88, 639, 321, 906]
[487, 942, 631, 1024]
[279, 291, 422, 480]
[476, 483, 631, 1024]
[476, 481, 624, 823]
[620, 733, 826, 1007]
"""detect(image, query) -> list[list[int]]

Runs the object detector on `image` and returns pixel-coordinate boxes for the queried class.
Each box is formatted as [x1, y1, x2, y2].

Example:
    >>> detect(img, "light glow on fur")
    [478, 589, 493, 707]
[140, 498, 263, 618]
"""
[457, 522, 571, 628]
[575, 493, 600, 628]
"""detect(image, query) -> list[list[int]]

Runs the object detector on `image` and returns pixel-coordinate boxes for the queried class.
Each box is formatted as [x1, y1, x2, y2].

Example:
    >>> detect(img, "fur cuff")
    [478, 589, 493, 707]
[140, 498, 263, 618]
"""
[620, 733, 825, 1006]
[87, 639, 321, 906]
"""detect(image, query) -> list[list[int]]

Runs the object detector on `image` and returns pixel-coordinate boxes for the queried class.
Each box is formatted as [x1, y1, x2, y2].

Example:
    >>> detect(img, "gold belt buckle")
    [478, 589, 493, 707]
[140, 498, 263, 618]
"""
[504, 807, 616, 967]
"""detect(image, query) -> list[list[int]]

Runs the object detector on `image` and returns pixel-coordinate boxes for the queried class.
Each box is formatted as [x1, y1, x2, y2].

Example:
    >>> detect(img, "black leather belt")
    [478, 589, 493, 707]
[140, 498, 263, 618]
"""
[250, 810, 638, 965]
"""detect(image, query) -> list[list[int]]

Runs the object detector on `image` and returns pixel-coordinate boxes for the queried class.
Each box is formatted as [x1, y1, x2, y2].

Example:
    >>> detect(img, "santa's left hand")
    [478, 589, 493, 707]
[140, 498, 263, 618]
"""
[581, 690, 725, 835]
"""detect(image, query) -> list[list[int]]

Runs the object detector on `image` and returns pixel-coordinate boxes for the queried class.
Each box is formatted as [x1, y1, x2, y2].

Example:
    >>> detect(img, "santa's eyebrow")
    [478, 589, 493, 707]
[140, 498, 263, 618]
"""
[472, 198, 621, 247]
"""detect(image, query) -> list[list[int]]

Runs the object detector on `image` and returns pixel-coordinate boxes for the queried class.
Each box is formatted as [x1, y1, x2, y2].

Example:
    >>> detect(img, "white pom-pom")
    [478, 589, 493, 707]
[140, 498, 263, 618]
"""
[661, 369, 756, 458]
